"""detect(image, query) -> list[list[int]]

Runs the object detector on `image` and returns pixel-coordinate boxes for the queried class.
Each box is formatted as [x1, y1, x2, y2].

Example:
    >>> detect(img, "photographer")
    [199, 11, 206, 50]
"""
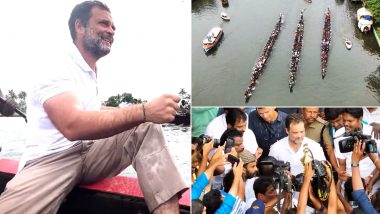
[297, 161, 338, 214]
[202, 160, 245, 214]
[351, 142, 380, 213]
[245, 176, 293, 214]
[333, 108, 379, 187]
[192, 145, 226, 200]
[192, 144, 245, 214]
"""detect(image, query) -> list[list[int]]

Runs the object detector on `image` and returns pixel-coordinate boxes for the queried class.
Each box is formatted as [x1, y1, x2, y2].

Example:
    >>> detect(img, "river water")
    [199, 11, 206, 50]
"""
[192, 0, 380, 106]
[0, 117, 190, 184]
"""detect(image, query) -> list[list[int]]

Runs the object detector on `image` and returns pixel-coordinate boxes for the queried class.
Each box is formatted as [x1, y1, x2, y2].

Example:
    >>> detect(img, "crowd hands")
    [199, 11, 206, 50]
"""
[191, 107, 380, 214]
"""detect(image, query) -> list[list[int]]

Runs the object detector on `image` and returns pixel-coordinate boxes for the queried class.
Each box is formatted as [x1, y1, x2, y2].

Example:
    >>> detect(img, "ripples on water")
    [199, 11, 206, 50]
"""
[0, 117, 190, 184]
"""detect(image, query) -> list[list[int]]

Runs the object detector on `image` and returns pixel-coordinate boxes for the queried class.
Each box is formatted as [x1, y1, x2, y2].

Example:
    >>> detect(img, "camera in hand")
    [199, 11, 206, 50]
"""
[293, 160, 327, 191]
[258, 156, 292, 191]
[194, 134, 219, 149]
[224, 137, 234, 153]
[194, 134, 234, 153]
[338, 129, 377, 153]
[227, 154, 240, 165]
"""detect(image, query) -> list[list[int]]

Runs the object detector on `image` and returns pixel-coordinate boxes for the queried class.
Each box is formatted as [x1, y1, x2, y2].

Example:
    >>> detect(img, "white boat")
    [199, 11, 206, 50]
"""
[202, 26, 223, 52]
[221, 12, 230, 21]
[345, 39, 352, 50]
[357, 7, 373, 33]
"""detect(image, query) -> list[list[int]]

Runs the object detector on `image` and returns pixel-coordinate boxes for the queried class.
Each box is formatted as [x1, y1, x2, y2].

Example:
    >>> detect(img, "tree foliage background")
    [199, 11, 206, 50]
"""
[102, 92, 146, 107]
[1, 88, 191, 115]
[1, 89, 27, 114]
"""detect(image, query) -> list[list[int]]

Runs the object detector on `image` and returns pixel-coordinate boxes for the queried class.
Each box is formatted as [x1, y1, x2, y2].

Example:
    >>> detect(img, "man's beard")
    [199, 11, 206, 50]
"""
[83, 28, 111, 59]
[290, 137, 303, 145]
[245, 171, 258, 179]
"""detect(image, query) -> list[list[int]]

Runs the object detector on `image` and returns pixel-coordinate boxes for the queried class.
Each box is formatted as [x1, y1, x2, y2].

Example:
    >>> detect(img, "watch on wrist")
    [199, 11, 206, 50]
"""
[351, 162, 359, 167]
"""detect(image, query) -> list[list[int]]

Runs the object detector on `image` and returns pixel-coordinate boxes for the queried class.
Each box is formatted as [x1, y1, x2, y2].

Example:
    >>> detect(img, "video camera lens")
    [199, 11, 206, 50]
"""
[338, 130, 378, 153]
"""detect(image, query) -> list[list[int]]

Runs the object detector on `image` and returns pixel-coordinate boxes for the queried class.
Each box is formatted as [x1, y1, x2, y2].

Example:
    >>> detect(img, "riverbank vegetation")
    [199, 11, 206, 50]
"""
[363, 0, 380, 26]
[1, 89, 191, 116]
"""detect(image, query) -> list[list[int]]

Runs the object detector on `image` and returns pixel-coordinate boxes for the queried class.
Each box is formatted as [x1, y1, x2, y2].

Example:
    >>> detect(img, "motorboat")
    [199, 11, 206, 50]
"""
[357, 7, 373, 33]
[202, 26, 223, 53]
[220, 12, 231, 21]
[221, 0, 229, 6]
[345, 39, 352, 50]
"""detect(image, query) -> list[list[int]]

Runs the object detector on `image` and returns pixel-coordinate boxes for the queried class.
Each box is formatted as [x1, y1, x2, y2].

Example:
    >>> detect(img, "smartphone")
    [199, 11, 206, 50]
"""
[227, 154, 240, 165]
[224, 138, 234, 153]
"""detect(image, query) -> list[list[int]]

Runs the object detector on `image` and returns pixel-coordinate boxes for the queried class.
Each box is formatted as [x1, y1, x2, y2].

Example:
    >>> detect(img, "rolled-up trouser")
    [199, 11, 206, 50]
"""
[0, 122, 188, 213]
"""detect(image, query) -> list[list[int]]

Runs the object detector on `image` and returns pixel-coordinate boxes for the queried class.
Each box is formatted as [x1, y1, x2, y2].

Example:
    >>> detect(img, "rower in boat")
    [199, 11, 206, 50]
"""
[244, 13, 283, 103]
[320, 8, 331, 80]
[288, 10, 305, 92]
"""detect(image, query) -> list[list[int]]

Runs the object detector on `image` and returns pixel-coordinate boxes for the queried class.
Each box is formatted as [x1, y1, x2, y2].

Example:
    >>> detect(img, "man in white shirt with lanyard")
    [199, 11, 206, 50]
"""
[0, 1, 187, 213]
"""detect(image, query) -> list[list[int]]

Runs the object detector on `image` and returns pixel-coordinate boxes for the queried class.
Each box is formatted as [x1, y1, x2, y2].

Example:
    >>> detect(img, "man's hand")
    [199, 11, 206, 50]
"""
[209, 146, 227, 168]
[370, 123, 380, 140]
[255, 147, 263, 160]
[304, 162, 314, 182]
[144, 94, 180, 123]
[352, 141, 366, 164]
[202, 139, 214, 158]
[232, 160, 244, 178]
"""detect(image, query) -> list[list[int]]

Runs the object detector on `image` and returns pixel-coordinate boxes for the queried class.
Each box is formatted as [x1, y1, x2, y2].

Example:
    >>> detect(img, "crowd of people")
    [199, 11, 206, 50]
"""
[192, 107, 380, 213]
[244, 14, 283, 103]
[321, 8, 331, 80]
[289, 11, 305, 93]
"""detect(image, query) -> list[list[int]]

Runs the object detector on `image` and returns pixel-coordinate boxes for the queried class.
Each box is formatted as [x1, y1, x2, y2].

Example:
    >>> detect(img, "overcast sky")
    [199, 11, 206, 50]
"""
[0, 0, 190, 101]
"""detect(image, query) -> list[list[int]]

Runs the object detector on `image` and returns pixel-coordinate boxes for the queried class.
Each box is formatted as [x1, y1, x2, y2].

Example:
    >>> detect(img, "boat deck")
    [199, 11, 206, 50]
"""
[0, 159, 190, 214]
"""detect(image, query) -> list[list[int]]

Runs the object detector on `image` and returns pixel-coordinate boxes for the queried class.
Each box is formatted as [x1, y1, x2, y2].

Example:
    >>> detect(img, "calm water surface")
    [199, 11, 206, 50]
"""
[0, 117, 190, 184]
[192, 0, 380, 106]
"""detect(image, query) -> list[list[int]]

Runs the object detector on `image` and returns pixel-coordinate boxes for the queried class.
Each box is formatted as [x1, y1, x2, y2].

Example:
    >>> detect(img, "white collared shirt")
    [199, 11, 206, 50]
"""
[19, 44, 101, 171]
[268, 136, 326, 176]
[205, 114, 258, 154]
[363, 107, 380, 125]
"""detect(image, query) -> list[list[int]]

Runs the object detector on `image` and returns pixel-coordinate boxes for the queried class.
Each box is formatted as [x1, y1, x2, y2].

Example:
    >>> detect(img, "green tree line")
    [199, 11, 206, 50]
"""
[1, 89, 191, 115]
[363, 0, 380, 26]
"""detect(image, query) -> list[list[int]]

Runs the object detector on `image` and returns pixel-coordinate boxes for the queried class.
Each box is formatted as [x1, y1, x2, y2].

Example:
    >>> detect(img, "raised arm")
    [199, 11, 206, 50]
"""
[336, 179, 353, 214]
[297, 162, 314, 214]
[44, 93, 179, 141]
[351, 142, 378, 214]
[197, 139, 216, 177]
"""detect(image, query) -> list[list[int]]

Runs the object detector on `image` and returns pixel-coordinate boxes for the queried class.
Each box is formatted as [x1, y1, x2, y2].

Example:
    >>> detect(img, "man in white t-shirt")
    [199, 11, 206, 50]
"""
[269, 113, 326, 176]
[363, 107, 380, 140]
[205, 108, 259, 155]
[0, 1, 186, 213]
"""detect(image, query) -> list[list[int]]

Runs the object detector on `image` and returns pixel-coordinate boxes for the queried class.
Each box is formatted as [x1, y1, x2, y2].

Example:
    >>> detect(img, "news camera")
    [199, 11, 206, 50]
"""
[338, 129, 377, 153]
